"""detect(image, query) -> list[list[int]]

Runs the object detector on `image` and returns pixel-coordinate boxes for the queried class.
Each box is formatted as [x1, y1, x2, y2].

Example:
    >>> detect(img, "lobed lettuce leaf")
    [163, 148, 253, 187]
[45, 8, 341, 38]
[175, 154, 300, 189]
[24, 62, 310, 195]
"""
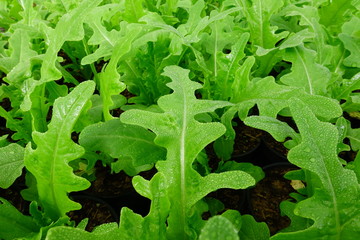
[120, 65, 255, 239]
[272, 98, 360, 239]
[24, 81, 95, 220]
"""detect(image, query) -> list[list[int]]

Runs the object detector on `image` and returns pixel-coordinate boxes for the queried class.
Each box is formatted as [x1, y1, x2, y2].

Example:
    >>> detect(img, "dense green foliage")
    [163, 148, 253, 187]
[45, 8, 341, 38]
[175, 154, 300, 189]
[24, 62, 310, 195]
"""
[0, 0, 359, 239]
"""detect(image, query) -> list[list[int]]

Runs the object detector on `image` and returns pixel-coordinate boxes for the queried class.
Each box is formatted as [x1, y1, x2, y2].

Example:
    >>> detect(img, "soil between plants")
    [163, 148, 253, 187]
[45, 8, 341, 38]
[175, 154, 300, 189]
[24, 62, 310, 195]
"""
[67, 195, 118, 232]
[248, 164, 298, 235]
[233, 120, 263, 156]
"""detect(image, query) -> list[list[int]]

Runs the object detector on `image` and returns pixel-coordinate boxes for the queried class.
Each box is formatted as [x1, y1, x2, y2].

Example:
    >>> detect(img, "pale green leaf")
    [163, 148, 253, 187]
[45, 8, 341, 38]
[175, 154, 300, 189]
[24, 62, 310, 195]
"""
[0, 28, 37, 76]
[46, 223, 121, 240]
[237, 0, 288, 49]
[24, 81, 95, 220]
[284, 5, 330, 64]
[81, 4, 122, 65]
[272, 98, 360, 239]
[117, 208, 144, 239]
[339, 16, 360, 68]
[280, 45, 331, 95]
[39, 0, 102, 82]
[347, 127, 360, 151]
[319, 0, 360, 32]
[0, 143, 24, 189]
[232, 76, 341, 120]
[199, 216, 239, 240]
[41, 0, 101, 82]
[99, 23, 142, 121]
[79, 119, 166, 176]
[20, 0, 102, 111]
[239, 215, 270, 240]
[279, 29, 315, 50]
[244, 116, 300, 144]
[122, 0, 145, 23]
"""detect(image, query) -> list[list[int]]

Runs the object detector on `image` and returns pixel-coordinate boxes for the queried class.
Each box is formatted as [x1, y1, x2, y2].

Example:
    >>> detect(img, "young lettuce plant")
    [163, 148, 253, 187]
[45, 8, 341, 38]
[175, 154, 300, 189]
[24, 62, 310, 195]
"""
[245, 98, 360, 239]
[119, 65, 257, 239]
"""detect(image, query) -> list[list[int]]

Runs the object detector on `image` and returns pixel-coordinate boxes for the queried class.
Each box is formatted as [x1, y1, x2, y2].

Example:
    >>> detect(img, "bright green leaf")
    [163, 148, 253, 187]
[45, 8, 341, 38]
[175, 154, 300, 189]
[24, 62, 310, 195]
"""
[24, 81, 95, 220]
[0, 143, 24, 189]
[0, 198, 40, 240]
[79, 119, 166, 176]
[199, 216, 239, 240]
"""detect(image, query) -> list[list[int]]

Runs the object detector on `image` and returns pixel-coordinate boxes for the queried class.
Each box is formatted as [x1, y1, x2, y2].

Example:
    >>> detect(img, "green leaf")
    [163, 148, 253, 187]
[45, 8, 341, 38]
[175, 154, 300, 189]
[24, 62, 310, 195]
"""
[231, 56, 255, 103]
[0, 143, 24, 189]
[272, 98, 360, 239]
[347, 126, 360, 151]
[237, 0, 288, 49]
[24, 81, 95, 220]
[279, 29, 315, 50]
[79, 119, 166, 176]
[81, 4, 123, 65]
[21, 0, 102, 111]
[122, 0, 146, 23]
[39, 0, 102, 82]
[109, 173, 170, 239]
[319, 0, 360, 33]
[133, 173, 170, 239]
[278, 201, 312, 233]
[338, 16, 360, 68]
[117, 208, 144, 239]
[99, 23, 142, 121]
[333, 72, 360, 101]
[244, 116, 300, 144]
[0, 198, 40, 240]
[121, 66, 255, 239]
[0, 28, 37, 76]
[283, 4, 330, 64]
[46, 223, 121, 240]
[86, 94, 126, 123]
[239, 215, 270, 240]
[216, 161, 265, 183]
[231, 76, 341, 120]
[221, 76, 341, 159]
[199, 216, 239, 240]
[354, 153, 360, 183]
[280, 45, 331, 95]
[201, 25, 250, 100]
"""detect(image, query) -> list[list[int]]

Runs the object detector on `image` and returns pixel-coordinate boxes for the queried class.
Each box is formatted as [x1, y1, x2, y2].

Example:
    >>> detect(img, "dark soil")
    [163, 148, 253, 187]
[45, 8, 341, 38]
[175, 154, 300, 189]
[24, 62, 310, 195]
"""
[78, 164, 153, 219]
[233, 120, 263, 156]
[68, 195, 118, 232]
[82, 165, 135, 197]
[207, 188, 246, 213]
[261, 132, 288, 159]
[248, 163, 299, 235]
[344, 111, 360, 128]
[206, 120, 263, 170]
[0, 186, 29, 215]
[82, 164, 156, 197]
